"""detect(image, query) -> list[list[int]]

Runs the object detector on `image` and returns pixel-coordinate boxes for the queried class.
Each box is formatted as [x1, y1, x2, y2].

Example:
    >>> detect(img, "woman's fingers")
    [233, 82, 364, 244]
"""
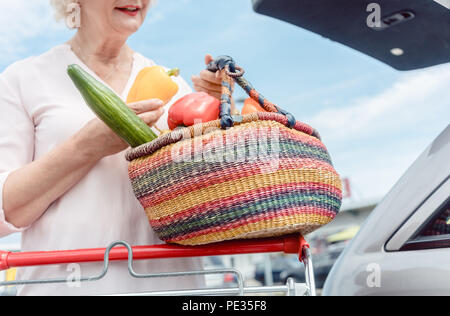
[192, 68, 229, 99]
[128, 99, 164, 114]
[192, 85, 221, 100]
[191, 54, 233, 100]
[130, 99, 165, 126]
[138, 107, 164, 126]
[199, 69, 222, 84]
[204, 54, 220, 79]
[204, 54, 214, 66]
[192, 75, 223, 93]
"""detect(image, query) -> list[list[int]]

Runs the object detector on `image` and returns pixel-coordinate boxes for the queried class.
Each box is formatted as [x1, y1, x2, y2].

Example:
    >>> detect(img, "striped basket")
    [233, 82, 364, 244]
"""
[126, 56, 342, 246]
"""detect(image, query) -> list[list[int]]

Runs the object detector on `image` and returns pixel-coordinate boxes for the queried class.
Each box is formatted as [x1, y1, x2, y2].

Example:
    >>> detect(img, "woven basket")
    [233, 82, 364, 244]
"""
[126, 57, 342, 246]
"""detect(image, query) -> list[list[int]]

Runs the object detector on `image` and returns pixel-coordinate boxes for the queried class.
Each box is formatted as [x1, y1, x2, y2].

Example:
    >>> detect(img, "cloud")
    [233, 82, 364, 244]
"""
[0, 0, 65, 64]
[307, 63, 450, 142]
[309, 63, 450, 202]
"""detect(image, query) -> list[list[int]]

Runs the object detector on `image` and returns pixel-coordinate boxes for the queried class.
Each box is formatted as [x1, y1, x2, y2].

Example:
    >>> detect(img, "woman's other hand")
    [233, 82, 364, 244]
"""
[191, 54, 224, 100]
[77, 99, 165, 160]
[192, 54, 236, 112]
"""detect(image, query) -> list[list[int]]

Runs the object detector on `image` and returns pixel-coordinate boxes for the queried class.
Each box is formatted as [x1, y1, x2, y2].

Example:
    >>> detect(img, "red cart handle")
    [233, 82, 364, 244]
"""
[0, 234, 309, 271]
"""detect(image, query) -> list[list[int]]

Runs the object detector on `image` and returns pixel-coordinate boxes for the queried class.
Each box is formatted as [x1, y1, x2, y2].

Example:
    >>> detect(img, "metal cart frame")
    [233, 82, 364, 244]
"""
[0, 234, 316, 296]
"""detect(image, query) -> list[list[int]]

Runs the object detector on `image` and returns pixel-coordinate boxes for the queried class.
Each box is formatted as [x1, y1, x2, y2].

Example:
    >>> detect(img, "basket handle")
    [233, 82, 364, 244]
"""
[207, 56, 297, 129]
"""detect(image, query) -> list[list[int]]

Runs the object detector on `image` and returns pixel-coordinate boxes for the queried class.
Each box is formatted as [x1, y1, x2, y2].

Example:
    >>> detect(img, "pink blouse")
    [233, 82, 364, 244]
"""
[0, 44, 204, 295]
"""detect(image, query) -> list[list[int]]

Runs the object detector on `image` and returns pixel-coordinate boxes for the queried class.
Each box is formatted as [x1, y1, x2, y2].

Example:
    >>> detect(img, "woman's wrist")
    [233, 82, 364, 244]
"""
[69, 129, 104, 165]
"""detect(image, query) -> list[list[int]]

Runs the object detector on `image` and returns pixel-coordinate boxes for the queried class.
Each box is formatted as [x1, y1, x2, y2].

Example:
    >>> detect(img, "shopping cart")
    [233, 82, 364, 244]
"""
[0, 234, 316, 296]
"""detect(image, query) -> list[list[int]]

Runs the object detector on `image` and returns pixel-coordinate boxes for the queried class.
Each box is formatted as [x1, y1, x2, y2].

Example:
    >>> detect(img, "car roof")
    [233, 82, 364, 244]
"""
[346, 125, 450, 253]
[253, 0, 450, 70]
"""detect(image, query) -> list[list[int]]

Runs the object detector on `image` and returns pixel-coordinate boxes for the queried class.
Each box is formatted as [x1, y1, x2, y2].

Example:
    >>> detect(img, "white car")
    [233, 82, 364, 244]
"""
[324, 125, 450, 295]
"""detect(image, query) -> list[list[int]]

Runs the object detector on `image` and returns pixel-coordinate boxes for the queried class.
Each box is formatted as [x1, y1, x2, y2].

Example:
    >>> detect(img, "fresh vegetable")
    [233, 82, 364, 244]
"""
[127, 66, 180, 104]
[241, 97, 267, 115]
[67, 64, 158, 148]
[168, 92, 220, 130]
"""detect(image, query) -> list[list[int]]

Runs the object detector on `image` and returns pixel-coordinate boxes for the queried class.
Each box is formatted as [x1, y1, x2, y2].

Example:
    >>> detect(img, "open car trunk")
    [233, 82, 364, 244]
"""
[252, 0, 450, 70]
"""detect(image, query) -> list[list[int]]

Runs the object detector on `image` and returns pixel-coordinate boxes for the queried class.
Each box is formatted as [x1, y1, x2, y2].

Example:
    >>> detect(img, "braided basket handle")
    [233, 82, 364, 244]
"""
[207, 56, 297, 129]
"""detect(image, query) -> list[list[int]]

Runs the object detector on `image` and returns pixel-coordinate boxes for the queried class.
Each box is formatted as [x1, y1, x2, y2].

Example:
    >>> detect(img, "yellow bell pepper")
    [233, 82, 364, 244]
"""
[127, 66, 180, 104]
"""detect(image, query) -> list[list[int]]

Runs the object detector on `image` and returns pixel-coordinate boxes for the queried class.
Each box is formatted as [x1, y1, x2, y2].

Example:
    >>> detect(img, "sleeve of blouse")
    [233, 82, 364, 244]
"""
[0, 67, 35, 237]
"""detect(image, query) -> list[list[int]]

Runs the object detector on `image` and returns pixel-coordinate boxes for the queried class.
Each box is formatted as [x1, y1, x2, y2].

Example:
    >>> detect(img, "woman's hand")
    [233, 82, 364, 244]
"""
[192, 54, 236, 112]
[77, 99, 165, 160]
[191, 55, 223, 100]
[3, 99, 164, 229]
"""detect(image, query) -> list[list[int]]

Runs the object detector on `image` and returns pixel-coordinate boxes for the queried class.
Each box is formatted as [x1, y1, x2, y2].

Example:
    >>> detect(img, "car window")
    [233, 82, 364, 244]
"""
[402, 198, 450, 251]
[420, 203, 450, 237]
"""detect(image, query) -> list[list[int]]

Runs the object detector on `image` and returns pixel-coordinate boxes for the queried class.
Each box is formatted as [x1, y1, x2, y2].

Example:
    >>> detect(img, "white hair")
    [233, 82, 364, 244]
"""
[49, 0, 157, 22]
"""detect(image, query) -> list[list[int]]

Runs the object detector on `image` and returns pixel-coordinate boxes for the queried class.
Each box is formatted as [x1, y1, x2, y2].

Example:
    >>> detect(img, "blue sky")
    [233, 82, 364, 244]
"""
[0, 0, 449, 245]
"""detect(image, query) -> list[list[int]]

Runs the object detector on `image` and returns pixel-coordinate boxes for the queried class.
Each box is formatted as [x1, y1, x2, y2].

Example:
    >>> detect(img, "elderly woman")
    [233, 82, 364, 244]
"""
[0, 0, 224, 295]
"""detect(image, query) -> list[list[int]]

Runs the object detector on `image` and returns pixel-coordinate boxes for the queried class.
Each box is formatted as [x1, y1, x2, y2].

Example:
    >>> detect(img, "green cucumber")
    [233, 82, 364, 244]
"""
[67, 64, 158, 148]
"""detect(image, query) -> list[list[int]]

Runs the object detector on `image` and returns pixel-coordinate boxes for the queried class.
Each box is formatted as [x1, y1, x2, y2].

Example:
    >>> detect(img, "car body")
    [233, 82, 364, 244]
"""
[253, 0, 450, 71]
[323, 125, 450, 295]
